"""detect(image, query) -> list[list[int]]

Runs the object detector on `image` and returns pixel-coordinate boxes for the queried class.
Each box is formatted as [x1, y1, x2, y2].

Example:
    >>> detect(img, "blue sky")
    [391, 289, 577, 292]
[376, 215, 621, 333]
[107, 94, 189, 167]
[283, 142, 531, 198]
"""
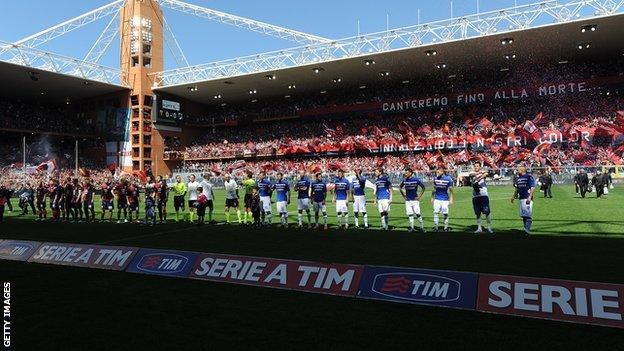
[0, 0, 535, 70]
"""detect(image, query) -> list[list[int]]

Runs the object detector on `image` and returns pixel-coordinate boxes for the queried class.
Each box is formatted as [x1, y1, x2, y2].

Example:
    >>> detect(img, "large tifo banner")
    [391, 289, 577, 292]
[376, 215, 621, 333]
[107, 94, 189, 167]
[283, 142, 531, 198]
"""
[477, 274, 624, 329]
[1, 240, 622, 329]
[28, 242, 138, 271]
[188, 253, 363, 297]
[357, 266, 478, 310]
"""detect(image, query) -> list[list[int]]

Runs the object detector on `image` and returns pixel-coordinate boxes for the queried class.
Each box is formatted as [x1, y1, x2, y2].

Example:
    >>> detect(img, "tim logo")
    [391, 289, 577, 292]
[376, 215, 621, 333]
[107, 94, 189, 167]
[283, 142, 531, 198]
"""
[0, 242, 34, 258]
[372, 273, 461, 303]
[136, 253, 189, 274]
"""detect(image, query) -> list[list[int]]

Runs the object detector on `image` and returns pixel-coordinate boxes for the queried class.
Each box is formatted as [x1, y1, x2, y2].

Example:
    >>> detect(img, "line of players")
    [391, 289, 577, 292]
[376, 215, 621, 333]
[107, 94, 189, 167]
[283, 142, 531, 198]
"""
[0, 163, 537, 234]
[163, 162, 536, 234]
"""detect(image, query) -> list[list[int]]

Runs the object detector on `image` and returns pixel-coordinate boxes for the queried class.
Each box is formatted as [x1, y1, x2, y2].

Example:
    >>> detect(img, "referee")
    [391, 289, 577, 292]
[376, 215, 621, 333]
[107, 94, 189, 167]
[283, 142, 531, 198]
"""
[241, 171, 256, 225]
[172, 175, 187, 222]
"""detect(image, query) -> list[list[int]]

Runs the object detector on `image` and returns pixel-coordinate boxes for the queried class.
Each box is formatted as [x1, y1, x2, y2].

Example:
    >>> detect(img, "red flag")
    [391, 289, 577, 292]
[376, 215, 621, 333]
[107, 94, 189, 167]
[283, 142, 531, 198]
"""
[533, 112, 545, 125]
[533, 142, 552, 155]
[523, 120, 543, 141]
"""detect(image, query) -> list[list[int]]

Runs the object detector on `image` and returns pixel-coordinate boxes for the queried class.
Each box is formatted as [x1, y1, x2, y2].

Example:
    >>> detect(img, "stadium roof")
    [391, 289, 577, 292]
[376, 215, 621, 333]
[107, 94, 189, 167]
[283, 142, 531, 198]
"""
[154, 13, 624, 106]
[0, 61, 128, 103]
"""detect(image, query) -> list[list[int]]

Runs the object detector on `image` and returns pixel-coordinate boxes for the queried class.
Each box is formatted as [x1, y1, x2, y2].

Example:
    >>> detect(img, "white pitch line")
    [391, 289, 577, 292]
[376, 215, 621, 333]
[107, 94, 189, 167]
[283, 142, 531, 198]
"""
[95, 226, 198, 245]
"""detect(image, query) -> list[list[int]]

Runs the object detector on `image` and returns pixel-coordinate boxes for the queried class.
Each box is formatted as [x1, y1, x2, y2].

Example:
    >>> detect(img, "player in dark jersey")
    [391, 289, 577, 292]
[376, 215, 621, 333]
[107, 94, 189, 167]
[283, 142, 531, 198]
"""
[82, 179, 96, 222]
[63, 177, 74, 221]
[114, 179, 129, 223]
[155, 175, 169, 223]
[100, 180, 114, 222]
[71, 178, 83, 222]
[35, 181, 48, 220]
[127, 182, 139, 223]
[50, 179, 64, 221]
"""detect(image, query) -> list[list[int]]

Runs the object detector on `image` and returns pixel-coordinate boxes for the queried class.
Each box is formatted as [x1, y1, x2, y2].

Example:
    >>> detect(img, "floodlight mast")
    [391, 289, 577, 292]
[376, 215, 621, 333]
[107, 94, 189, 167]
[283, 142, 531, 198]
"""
[156, 0, 331, 45]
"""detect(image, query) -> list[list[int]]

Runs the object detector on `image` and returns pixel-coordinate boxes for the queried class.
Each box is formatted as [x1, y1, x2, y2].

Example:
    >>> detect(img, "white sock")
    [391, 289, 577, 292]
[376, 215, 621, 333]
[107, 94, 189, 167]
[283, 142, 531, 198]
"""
[408, 215, 414, 229]
[476, 217, 482, 230]
[444, 214, 449, 229]
[323, 213, 328, 225]
[486, 214, 492, 230]
[298, 212, 302, 225]
[363, 213, 368, 226]
[354, 214, 359, 227]
[344, 213, 348, 226]
[337, 214, 342, 226]
[417, 215, 424, 229]
[433, 213, 439, 227]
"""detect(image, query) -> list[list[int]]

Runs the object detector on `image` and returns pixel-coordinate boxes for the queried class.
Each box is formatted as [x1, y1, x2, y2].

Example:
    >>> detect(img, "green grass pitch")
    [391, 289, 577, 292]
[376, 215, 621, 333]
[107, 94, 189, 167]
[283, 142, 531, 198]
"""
[1, 185, 623, 350]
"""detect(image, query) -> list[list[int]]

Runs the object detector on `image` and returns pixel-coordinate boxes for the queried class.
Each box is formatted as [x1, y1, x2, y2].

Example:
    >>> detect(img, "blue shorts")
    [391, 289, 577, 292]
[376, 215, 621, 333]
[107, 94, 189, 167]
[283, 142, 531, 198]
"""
[102, 200, 114, 211]
[472, 196, 490, 216]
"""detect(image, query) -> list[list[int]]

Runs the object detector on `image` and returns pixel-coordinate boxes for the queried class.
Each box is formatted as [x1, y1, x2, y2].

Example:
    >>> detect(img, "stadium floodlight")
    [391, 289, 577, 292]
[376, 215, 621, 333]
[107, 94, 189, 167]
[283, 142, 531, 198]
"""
[213, 94, 222, 99]
[558, 60, 569, 64]
[505, 53, 517, 60]
[435, 63, 447, 69]
[251, 99, 258, 103]
[248, 89, 257, 94]
[320, 90, 327, 94]
[364, 59, 376, 66]
[188, 86, 198, 92]
[379, 71, 390, 77]
[332, 78, 342, 83]
[577, 42, 591, 49]
[265, 74, 277, 80]
[312, 67, 324, 74]
[288, 84, 296, 89]
[501, 38, 514, 45]
[284, 95, 291, 98]
[402, 80, 410, 84]
[581, 24, 597, 32]
[425, 50, 437, 56]
[359, 85, 366, 89]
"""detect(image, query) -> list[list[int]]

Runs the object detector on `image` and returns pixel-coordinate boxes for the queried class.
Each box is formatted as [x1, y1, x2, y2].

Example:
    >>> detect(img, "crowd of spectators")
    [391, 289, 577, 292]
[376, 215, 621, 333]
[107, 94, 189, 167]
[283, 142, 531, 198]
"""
[0, 99, 97, 135]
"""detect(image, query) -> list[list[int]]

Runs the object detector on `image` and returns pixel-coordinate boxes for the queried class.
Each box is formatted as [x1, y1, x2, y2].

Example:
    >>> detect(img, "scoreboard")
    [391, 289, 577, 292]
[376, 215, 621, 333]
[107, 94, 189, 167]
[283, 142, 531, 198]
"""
[155, 96, 185, 124]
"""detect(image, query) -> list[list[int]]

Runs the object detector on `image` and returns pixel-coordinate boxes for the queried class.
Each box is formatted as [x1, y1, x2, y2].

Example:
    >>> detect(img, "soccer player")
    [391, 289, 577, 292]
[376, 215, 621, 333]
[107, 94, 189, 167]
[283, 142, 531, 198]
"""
[200, 173, 215, 224]
[63, 177, 74, 221]
[274, 172, 290, 227]
[127, 181, 139, 223]
[431, 169, 454, 232]
[350, 169, 369, 229]
[470, 162, 493, 234]
[155, 175, 169, 223]
[82, 179, 96, 223]
[399, 168, 426, 233]
[187, 174, 200, 223]
[511, 166, 536, 236]
[71, 178, 83, 222]
[310, 172, 328, 230]
[257, 172, 273, 225]
[100, 179, 114, 222]
[373, 168, 392, 230]
[241, 171, 257, 225]
[144, 187, 157, 226]
[172, 175, 187, 222]
[51, 179, 64, 221]
[195, 186, 209, 226]
[295, 170, 312, 228]
[114, 179, 129, 223]
[575, 169, 590, 198]
[224, 174, 242, 224]
[35, 181, 48, 221]
[333, 170, 351, 229]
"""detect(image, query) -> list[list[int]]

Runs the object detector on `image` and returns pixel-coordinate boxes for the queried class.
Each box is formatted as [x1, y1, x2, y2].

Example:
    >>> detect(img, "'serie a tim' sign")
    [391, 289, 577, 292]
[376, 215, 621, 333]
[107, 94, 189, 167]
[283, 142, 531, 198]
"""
[358, 266, 478, 309]
[28, 243, 138, 271]
[0, 240, 41, 261]
[125, 248, 199, 278]
[477, 274, 624, 329]
[189, 253, 363, 297]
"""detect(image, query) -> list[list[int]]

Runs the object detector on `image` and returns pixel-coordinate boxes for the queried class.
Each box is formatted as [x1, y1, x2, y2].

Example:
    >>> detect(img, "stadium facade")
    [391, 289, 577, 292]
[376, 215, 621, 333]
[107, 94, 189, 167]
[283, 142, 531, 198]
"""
[0, 0, 623, 176]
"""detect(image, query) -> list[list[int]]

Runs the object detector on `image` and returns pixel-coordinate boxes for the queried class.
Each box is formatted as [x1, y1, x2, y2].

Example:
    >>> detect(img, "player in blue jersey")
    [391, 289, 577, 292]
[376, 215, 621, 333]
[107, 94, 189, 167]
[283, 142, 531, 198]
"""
[309, 172, 328, 230]
[373, 168, 393, 230]
[350, 169, 369, 228]
[511, 166, 536, 236]
[431, 168, 454, 232]
[257, 171, 273, 225]
[470, 162, 493, 234]
[295, 170, 312, 228]
[399, 168, 426, 233]
[274, 172, 290, 227]
[333, 169, 351, 229]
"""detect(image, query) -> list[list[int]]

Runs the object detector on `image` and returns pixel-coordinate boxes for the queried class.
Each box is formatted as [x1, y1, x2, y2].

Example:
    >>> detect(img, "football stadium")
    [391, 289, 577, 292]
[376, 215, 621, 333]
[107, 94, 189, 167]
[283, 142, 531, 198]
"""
[1, 0, 624, 349]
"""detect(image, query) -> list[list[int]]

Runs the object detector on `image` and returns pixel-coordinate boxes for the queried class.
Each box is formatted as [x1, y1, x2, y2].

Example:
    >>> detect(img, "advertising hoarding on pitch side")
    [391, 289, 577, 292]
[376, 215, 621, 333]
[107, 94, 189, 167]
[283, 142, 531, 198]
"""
[477, 274, 624, 329]
[0, 240, 42, 261]
[357, 266, 479, 310]
[28, 243, 138, 271]
[126, 248, 200, 278]
[189, 253, 364, 297]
